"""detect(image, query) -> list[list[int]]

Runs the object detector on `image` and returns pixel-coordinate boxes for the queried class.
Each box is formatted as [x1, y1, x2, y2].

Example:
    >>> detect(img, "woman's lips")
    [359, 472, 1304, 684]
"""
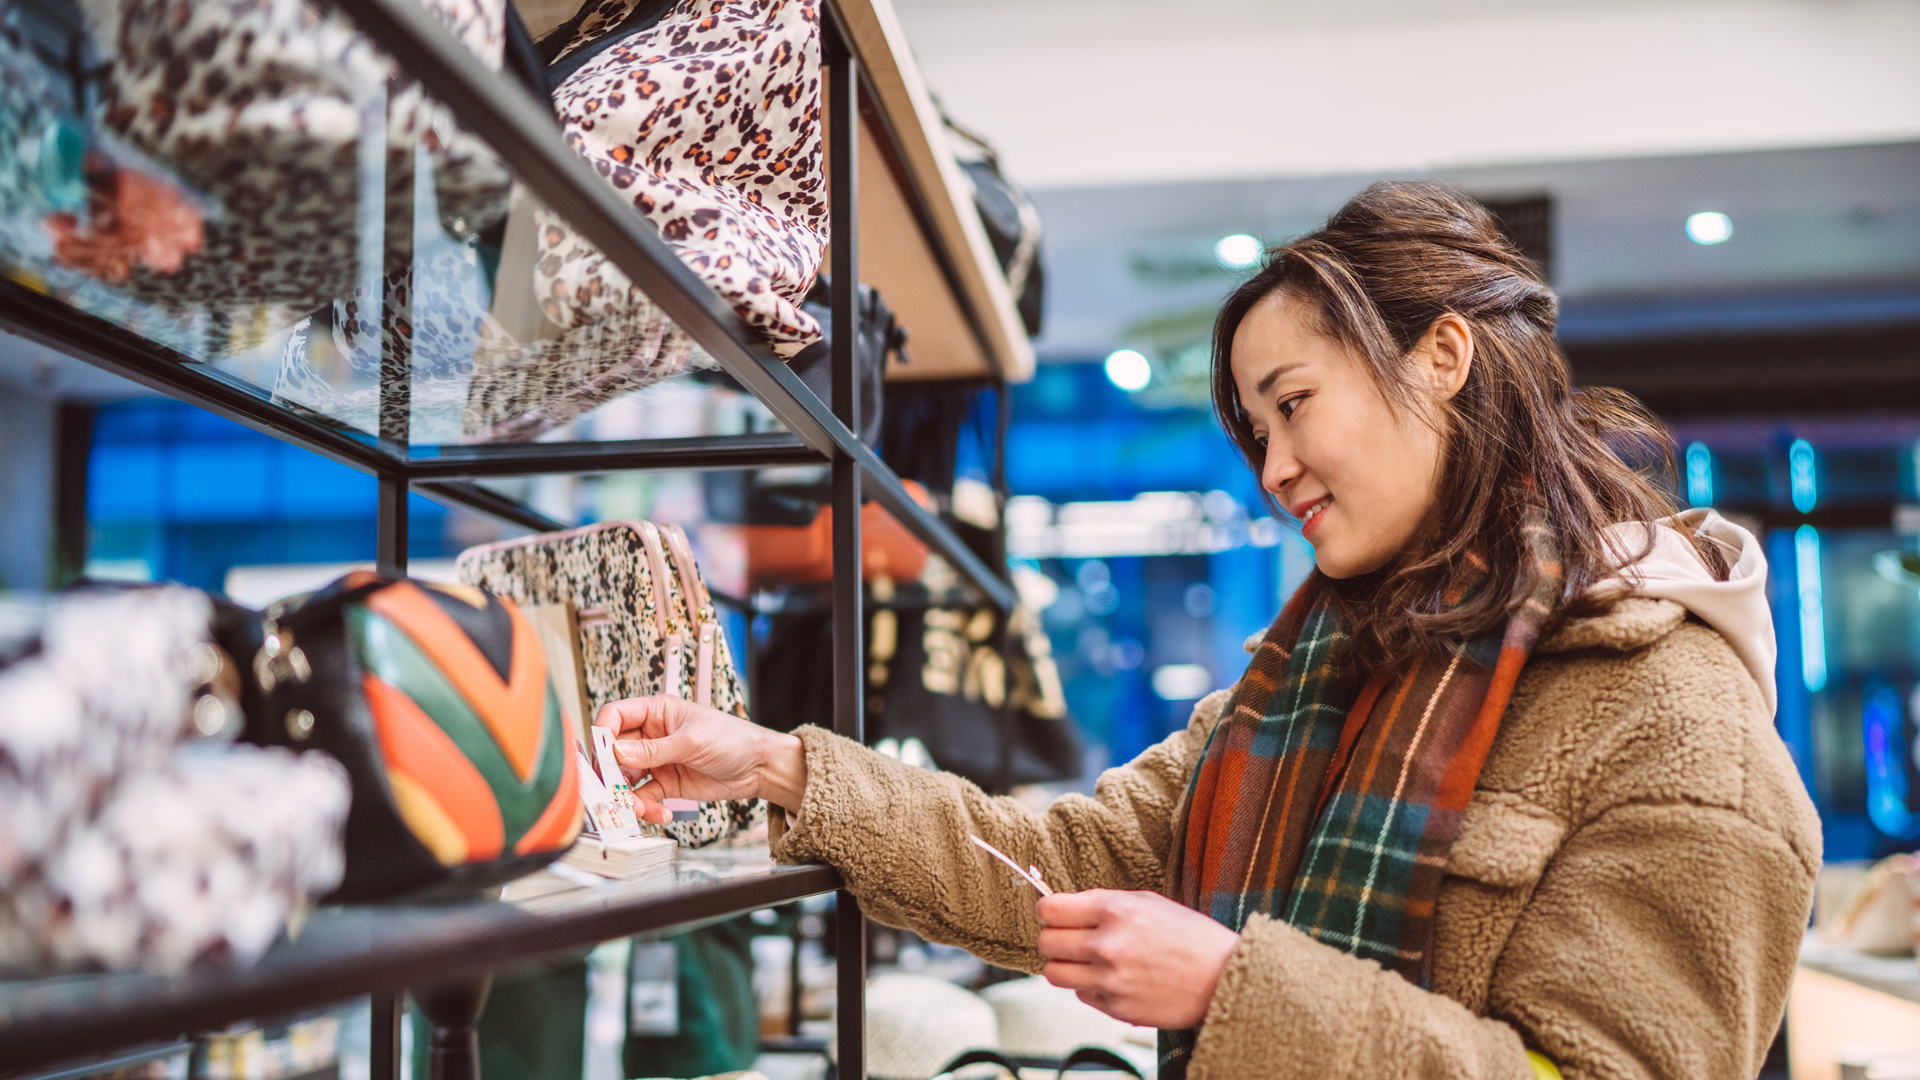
[1298, 496, 1332, 537]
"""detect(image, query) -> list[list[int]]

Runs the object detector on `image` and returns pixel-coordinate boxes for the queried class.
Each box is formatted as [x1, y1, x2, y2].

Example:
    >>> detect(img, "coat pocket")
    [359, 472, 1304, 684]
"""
[1444, 794, 1568, 890]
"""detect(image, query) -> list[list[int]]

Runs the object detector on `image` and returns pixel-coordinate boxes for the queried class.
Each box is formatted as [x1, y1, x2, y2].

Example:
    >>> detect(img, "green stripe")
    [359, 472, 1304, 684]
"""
[351, 607, 567, 847]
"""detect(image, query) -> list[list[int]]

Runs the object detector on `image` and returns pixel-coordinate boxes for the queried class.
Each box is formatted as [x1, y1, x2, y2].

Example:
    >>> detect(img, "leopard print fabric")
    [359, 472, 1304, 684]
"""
[455, 0, 829, 443]
[270, 226, 493, 443]
[94, 0, 512, 358]
[537, 0, 828, 355]
[455, 521, 761, 847]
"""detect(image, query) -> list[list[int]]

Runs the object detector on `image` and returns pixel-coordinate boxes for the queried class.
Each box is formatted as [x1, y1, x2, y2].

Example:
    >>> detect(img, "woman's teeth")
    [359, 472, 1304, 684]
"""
[1301, 498, 1331, 526]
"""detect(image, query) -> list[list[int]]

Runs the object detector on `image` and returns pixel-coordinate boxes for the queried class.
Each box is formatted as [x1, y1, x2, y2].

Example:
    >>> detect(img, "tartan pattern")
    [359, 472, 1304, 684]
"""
[1159, 517, 1560, 1080]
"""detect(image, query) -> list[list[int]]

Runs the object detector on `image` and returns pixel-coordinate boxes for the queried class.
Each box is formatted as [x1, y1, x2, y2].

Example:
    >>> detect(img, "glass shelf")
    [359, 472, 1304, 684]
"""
[0, 855, 840, 1075]
[0, 0, 796, 450]
[0, 0, 1014, 612]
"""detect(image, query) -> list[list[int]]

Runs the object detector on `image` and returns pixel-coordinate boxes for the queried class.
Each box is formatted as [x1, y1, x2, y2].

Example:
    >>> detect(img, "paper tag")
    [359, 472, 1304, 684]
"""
[575, 746, 609, 836]
[526, 603, 594, 748]
[590, 727, 642, 837]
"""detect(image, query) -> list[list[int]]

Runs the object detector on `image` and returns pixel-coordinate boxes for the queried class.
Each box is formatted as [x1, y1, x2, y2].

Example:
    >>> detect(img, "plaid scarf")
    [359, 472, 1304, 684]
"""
[1158, 517, 1561, 1080]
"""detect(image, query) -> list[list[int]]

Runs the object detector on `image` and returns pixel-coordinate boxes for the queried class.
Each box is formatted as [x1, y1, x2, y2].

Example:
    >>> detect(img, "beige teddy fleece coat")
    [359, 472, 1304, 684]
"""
[771, 592, 1820, 1080]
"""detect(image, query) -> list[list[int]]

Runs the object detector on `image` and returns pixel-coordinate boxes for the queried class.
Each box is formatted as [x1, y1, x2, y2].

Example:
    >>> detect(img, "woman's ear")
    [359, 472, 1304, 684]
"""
[1416, 314, 1474, 401]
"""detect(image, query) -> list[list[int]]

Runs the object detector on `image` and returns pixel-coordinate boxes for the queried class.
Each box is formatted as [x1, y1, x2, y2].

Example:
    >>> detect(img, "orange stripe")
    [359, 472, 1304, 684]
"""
[367, 584, 548, 782]
[514, 738, 583, 855]
[1434, 646, 1526, 810]
[364, 673, 505, 859]
[1350, 657, 1426, 795]
[1313, 673, 1392, 820]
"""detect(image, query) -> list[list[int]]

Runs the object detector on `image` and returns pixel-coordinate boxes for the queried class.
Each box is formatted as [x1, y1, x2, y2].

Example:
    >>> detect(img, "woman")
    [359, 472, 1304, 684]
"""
[600, 182, 1819, 1080]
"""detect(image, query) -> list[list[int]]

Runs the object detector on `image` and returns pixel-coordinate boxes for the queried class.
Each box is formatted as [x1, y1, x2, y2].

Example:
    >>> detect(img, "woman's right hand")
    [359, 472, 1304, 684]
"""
[594, 697, 807, 826]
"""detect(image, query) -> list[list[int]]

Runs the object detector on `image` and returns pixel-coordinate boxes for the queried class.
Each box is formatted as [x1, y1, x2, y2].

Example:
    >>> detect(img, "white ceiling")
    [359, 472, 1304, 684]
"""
[1026, 141, 1920, 359]
[890, 0, 1920, 188]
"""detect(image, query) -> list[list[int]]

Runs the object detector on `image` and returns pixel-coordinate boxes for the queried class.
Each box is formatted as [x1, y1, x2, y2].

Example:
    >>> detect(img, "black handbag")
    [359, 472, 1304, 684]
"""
[943, 115, 1045, 338]
[788, 276, 907, 445]
[215, 573, 581, 901]
[753, 596, 1081, 791]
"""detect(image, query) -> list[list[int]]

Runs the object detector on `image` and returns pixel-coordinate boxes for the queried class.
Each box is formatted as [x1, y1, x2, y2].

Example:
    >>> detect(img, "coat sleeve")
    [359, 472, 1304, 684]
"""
[1186, 799, 1815, 1080]
[769, 691, 1230, 973]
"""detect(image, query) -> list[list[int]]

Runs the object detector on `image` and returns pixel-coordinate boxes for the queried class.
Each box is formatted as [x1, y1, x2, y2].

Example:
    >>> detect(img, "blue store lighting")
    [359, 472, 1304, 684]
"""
[1795, 525, 1827, 693]
[1862, 680, 1920, 839]
[1685, 442, 1713, 507]
[1789, 439, 1817, 513]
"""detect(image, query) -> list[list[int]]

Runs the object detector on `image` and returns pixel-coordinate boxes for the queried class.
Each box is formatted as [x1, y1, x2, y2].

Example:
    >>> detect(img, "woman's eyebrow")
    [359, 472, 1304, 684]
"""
[1255, 363, 1305, 395]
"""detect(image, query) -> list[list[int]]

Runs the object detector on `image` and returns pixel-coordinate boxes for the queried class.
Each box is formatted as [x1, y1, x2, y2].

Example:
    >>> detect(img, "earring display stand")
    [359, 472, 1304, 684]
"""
[0, 0, 1027, 1076]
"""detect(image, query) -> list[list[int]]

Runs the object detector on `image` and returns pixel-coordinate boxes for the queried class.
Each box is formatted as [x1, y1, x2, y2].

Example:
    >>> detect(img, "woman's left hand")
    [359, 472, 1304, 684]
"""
[1035, 889, 1241, 1029]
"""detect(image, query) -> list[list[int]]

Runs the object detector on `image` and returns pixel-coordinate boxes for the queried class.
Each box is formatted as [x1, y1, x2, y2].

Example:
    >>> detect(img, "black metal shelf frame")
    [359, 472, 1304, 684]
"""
[0, 865, 844, 1075]
[0, 0, 1027, 1075]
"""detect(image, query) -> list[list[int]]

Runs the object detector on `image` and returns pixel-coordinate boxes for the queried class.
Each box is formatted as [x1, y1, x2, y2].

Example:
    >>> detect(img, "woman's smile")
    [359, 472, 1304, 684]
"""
[1294, 494, 1333, 537]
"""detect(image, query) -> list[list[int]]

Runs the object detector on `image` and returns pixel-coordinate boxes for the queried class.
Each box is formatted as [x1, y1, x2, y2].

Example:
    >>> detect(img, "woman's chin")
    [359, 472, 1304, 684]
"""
[1313, 541, 1391, 581]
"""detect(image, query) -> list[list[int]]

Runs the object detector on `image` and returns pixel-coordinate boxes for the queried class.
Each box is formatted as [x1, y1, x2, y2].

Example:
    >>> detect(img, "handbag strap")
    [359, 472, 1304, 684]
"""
[635, 522, 678, 640]
[543, 0, 684, 93]
[934, 1050, 1023, 1079]
[659, 523, 712, 628]
[1055, 1046, 1144, 1079]
[500, 1, 549, 103]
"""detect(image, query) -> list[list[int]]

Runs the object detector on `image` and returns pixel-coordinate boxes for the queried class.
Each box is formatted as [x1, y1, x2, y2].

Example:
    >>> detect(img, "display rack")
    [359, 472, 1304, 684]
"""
[0, 0, 1026, 1075]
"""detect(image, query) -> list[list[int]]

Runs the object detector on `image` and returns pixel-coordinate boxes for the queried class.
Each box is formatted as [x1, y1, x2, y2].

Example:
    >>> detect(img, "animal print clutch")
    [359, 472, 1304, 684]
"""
[455, 521, 762, 846]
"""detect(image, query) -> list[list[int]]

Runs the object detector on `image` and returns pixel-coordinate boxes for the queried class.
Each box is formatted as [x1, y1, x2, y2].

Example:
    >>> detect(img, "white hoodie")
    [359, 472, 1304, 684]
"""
[1595, 508, 1777, 715]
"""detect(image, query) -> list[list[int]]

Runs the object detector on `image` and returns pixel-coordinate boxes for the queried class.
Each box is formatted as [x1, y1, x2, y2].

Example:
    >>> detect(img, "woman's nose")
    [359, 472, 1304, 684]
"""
[1262, 446, 1301, 495]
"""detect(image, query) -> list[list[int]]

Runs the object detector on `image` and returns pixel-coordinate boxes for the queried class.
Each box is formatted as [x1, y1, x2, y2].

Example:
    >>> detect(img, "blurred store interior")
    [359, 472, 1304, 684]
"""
[3, 0, 1920, 1077]
[10, 0, 1919, 858]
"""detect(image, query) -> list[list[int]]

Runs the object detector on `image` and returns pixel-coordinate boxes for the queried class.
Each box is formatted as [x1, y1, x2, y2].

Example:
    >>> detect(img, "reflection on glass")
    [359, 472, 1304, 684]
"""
[0, 0, 815, 448]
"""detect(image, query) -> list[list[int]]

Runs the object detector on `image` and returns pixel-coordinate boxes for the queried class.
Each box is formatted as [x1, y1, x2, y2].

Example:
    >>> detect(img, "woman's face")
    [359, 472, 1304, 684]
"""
[1230, 292, 1469, 579]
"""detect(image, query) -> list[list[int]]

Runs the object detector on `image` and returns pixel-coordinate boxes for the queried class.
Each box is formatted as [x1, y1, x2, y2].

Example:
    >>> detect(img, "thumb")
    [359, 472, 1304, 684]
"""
[613, 726, 698, 775]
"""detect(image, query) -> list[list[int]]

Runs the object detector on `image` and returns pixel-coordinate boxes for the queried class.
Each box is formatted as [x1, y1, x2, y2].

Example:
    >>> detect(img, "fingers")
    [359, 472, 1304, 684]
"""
[1035, 927, 1100, 964]
[1072, 989, 1114, 1015]
[630, 795, 673, 826]
[1042, 959, 1098, 992]
[1036, 889, 1117, 928]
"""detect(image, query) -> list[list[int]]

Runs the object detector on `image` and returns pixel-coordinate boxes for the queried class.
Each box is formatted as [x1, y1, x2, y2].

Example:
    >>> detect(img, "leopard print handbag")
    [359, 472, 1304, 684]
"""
[459, 0, 829, 443]
[455, 521, 762, 847]
[94, 0, 515, 360]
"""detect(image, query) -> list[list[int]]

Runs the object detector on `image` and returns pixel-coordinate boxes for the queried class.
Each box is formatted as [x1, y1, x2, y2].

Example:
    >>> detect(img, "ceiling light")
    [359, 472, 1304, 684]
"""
[1104, 349, 1151, 391]
[1214, 233, 1262, 268]
[1685, 212, 1732, 245]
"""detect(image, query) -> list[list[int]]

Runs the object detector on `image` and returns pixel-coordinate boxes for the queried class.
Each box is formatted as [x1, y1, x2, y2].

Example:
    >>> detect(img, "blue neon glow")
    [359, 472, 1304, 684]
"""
[1685, 442, 1713, 507]
[1789, 439, 1817, 513]
[1862, 680, 1920, 839]
[1795, 525, 1827, 692]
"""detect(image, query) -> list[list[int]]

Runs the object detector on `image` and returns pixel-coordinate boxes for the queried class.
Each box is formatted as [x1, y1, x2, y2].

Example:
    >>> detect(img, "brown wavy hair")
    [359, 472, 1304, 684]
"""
[1211, 180, 1703, 671]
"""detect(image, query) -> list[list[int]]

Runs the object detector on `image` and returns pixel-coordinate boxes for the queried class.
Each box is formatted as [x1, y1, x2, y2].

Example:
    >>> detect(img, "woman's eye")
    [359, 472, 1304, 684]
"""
[1277, 397, 1301, 420]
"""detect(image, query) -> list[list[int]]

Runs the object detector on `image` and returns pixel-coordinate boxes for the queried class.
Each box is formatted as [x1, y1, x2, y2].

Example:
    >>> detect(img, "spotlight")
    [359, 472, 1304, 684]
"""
[1214, 234, 1262, 268]
[1104, 349, 1151, 391]
[1685, 212, 1732, 245]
